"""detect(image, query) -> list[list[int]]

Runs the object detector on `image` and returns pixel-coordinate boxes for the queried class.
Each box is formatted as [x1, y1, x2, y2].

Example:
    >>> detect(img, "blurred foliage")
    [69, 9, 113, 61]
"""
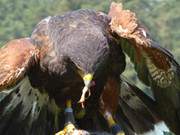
[0, 0, 110, 44]
[0, 0, 179, 92]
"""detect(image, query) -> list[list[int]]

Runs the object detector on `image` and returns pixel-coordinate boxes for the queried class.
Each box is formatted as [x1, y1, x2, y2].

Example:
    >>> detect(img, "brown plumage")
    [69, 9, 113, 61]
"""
[0, 38, 38, 90]
[0, 2, 179, 135]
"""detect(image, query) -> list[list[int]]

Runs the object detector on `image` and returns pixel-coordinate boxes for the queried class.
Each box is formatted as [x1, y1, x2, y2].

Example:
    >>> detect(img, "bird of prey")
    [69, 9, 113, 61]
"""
[0, 2, 179, 135]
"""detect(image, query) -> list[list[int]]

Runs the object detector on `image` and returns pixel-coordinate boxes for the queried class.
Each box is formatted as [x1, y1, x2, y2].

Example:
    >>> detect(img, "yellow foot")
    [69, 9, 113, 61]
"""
[116, 131, 125, 135]
[103, 111, 125, 135]
[55, 123, 75, 135]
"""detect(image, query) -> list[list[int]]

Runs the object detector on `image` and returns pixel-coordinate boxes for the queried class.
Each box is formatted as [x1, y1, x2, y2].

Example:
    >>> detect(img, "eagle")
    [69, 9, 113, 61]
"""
[0, 2, 179, 135]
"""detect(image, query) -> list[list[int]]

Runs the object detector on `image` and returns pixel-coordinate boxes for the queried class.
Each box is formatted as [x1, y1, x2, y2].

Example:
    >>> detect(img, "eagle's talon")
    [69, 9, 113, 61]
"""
[78, 86, 91, 108]
[56, 99, 76, 135]
[55, 123, 76, 135]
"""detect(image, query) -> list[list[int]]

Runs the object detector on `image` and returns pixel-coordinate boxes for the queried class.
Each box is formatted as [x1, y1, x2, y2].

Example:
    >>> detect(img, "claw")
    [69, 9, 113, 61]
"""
[55, 123, 76, 135]
[78, 73, 93, 108]
[55, 99, 76, 135]
[56, 124, 90, 135]
[78, 86, 91, 108]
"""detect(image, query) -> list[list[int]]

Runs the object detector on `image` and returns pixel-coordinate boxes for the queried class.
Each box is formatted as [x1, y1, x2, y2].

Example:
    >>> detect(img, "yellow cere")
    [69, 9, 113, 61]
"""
[83, 73, 93, 81]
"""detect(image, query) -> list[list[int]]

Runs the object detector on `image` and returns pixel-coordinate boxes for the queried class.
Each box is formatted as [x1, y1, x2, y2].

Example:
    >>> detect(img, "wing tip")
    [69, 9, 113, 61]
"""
[108, 2, 138, 38]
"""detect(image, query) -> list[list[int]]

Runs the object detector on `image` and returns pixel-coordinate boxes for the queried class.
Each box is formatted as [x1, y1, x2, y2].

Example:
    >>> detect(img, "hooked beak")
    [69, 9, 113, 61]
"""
[78, 73, 93, 108]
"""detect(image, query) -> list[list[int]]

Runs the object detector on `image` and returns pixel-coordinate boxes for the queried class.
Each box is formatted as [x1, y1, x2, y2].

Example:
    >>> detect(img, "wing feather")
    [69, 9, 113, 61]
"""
[108, 2, 180, 88]
[108, 3, 180, 133]
[0, 38, 39, 90]
[0, 38, 62, 134]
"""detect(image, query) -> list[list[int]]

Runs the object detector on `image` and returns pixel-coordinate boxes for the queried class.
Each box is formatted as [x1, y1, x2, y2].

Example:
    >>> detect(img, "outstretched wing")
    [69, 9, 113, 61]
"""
[108, 2, 180, 88]
[108, 2, 180, 133]
[0, 38, 39, 90]
[0, 38, 61, 135]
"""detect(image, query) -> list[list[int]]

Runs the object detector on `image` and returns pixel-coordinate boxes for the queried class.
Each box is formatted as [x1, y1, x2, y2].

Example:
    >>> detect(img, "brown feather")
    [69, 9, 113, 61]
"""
[108, 2, 171, 71]
[108, 2, 175, 87]
[0, 38, 39, 90]
[100, 77, 120, 114]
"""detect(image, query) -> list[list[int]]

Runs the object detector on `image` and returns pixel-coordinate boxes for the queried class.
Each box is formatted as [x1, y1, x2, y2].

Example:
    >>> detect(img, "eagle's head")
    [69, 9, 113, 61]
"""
[67, 32, 110, 107]
[50, 12, 110, 107]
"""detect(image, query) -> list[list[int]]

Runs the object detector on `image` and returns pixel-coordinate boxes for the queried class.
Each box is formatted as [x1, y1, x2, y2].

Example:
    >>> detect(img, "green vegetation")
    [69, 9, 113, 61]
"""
[0, 1, 179, 134]
[0, 0, 179, 87]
